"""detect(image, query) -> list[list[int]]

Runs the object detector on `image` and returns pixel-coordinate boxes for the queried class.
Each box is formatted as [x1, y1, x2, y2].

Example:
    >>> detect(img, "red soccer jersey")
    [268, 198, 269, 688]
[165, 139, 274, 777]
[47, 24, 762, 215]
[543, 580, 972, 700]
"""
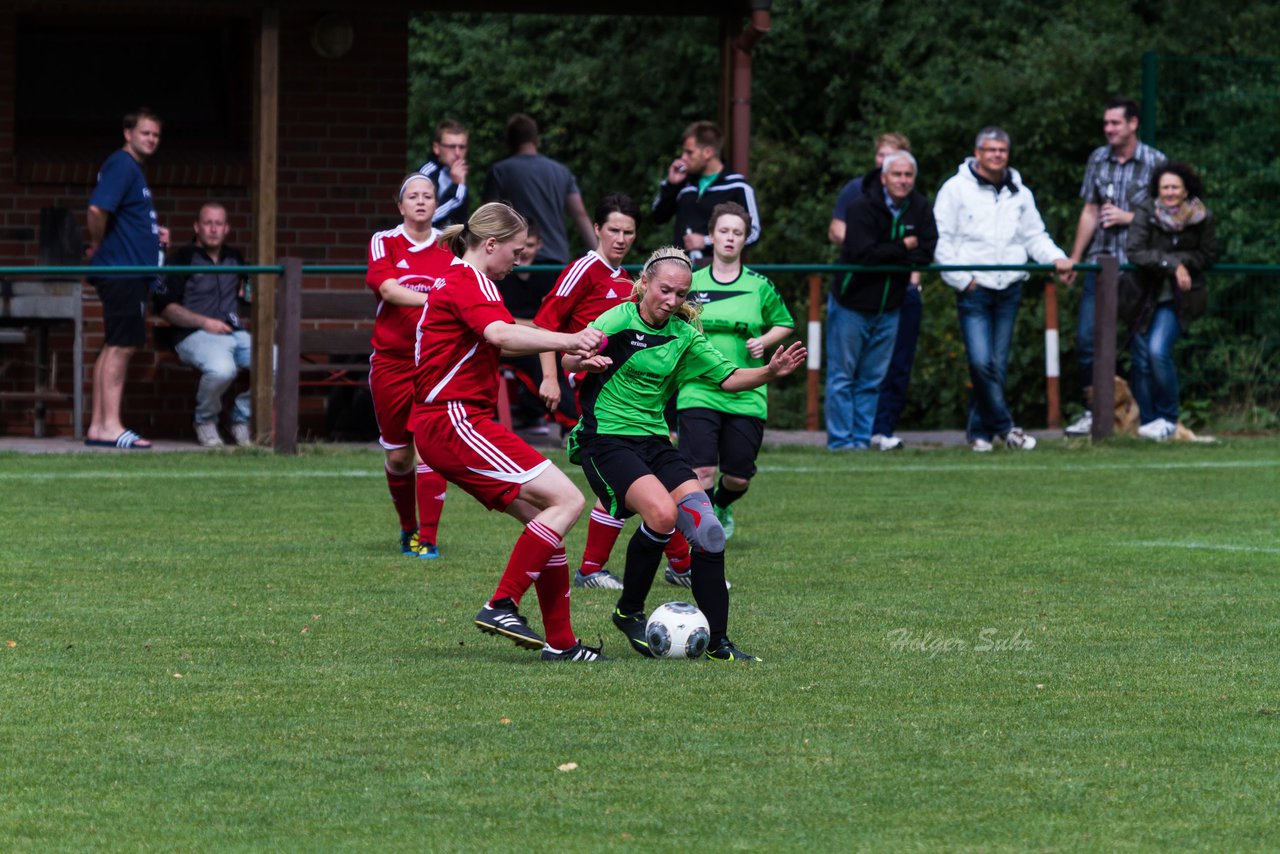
[532, 250, 633, 333]
[413, 257, 515, 411]
[366, 225, 455, 359]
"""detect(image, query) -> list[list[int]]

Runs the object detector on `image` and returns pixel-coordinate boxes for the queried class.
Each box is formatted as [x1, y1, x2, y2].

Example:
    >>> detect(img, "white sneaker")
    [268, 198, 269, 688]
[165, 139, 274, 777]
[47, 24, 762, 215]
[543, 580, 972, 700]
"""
[1005, 427, 1037, 450]
[230, 422, 253, 447]
[194, 421, 224, 448]
[1137, 418, 1175, 441]
[971, 438, 994, 453]
[1064, 410, 1092, 437]
[876, 435, 904, 451]
[572, 568, 625, 590]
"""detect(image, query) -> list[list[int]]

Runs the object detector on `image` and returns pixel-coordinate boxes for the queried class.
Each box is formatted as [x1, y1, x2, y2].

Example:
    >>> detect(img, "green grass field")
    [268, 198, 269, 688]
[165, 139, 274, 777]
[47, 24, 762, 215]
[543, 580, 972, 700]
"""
[3, 439, 1279, 851]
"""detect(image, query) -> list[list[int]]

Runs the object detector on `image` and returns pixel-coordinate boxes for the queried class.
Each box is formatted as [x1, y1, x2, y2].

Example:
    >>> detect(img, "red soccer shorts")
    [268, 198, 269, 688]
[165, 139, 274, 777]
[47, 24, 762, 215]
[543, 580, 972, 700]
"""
[411, 400, 551, 511]
[369, 352, 416, 449]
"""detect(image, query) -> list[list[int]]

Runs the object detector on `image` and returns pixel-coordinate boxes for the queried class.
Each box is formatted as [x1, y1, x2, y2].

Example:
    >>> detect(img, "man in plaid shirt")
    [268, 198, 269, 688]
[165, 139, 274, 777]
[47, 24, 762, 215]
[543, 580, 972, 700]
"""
[1065, 97, 1166, 436]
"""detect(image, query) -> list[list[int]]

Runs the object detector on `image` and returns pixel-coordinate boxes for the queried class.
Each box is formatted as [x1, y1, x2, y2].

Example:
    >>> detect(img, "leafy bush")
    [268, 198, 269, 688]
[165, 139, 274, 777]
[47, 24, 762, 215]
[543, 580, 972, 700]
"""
[409, 3, 1280, 431]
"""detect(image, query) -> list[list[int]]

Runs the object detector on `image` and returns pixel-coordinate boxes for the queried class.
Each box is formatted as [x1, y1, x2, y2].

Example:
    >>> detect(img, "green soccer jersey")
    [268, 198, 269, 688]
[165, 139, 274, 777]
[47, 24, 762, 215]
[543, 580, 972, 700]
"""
[676, 265, 794, 418]
[570, 302, 738, 450]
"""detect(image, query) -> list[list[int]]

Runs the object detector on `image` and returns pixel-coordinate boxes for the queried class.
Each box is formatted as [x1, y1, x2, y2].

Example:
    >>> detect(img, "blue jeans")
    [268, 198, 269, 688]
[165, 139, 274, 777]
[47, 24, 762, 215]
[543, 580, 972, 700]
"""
[825, 295, 899, 449]
[872, 284, 923, 437]
[1129, 303, 1180, 424]
[175, 329, 252, 425]
[956, 284, 1022, 442]
[1075, 271, 1096, 396]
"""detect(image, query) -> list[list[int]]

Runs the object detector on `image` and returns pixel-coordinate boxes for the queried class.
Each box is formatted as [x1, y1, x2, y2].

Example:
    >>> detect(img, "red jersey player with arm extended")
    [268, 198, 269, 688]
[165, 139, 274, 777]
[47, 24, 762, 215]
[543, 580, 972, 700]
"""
[412, 202, 607, 661]
[366, 174, 455, 560]
[532, 193, 693, 590]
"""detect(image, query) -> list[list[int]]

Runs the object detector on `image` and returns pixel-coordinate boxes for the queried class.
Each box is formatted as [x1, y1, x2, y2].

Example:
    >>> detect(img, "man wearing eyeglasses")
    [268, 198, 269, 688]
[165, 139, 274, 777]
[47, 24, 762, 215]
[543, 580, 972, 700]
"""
[417, 119, 470, 228]
[933, 126, 1074, 453]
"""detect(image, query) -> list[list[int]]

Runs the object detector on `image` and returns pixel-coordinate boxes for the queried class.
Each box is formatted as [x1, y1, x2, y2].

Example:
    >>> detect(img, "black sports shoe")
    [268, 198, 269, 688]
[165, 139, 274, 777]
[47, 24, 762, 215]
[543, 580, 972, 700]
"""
[541, 639, 609, 662]
[611, 608, 656, 658]
[474, 598, 544, 650]
[704, 637, 761, 662]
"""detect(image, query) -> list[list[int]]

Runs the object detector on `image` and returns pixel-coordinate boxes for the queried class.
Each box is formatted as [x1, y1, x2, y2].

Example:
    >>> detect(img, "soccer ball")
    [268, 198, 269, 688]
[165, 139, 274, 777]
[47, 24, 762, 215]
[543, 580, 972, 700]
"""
[645, 602, 710, 659]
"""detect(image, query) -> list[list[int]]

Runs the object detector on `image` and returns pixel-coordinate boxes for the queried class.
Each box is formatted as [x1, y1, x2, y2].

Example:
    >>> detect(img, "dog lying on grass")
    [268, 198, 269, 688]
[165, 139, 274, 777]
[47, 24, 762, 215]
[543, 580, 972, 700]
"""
[1085, 378, 1214, 442]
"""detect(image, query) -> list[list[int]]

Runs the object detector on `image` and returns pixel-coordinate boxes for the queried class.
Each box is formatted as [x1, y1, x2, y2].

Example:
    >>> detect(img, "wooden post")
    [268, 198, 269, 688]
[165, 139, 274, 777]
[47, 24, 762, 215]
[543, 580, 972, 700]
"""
[717, 17, 735, 163]
[1090, 255, 1118, 441]
[251, 7, 280, 446]
[1043, 280, 1061, 429]
[806, 274, 822, 431]
[273, 257, 301, 455]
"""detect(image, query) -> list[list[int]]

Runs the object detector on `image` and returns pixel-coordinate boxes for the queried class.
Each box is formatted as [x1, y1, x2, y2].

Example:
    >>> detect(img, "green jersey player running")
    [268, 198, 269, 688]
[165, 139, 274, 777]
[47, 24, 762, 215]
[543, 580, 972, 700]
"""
[564, 246, 806, 662]
[676, 202, 795, 548]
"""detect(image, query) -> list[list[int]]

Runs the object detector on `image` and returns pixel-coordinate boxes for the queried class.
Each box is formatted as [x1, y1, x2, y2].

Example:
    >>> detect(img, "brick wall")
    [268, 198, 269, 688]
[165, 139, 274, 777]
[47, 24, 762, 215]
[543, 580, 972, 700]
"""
[0, 4, 409, 441]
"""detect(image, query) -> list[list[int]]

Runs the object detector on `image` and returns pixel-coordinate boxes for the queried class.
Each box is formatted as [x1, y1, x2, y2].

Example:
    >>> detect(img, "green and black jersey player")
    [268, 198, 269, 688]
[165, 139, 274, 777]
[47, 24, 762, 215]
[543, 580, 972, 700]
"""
[676, 202, 794, 545]
[564, 246, 807, 662]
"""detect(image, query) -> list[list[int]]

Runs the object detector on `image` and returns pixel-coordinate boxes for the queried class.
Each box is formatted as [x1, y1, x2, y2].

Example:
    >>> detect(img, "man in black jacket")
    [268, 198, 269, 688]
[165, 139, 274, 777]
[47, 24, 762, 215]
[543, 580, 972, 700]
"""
[825, 152, 937, 451]
[154, 202, 251, 447]
[651, 121, 760, 263]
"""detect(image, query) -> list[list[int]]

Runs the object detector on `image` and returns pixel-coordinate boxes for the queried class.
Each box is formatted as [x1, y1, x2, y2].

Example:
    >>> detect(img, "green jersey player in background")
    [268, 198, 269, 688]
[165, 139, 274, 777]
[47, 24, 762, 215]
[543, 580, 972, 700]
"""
[563, 247, 806, 662]
[676, 202, 795, 546]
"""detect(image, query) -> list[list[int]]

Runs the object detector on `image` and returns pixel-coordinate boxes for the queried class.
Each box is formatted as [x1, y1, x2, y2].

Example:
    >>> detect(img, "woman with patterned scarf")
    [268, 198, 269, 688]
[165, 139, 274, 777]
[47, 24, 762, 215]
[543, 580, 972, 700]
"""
[1124, 161, 1219, 440]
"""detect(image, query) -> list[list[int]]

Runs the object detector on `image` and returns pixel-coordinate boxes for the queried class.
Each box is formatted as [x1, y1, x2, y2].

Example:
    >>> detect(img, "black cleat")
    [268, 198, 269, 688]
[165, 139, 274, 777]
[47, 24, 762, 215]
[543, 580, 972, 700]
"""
[474, 598, 544, 650]
[611, 608, 657, 658]
[541, 639, 609, 662]
[704, 637, 761, 662]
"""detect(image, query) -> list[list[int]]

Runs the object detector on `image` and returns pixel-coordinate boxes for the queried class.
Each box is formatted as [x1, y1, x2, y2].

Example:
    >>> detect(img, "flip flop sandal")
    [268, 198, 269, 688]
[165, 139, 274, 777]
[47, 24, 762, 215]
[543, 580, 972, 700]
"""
[84, 429, 152, 449]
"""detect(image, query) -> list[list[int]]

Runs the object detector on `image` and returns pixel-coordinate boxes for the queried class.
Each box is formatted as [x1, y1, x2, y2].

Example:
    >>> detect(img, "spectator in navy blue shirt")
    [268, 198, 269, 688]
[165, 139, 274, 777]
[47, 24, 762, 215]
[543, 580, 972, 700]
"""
[85, 107, 169, 449]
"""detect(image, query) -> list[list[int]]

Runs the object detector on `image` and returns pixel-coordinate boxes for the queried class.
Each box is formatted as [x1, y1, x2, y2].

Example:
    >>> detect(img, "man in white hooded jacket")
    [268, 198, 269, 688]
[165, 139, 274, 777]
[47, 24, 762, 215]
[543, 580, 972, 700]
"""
[933, 126, 1075, 452]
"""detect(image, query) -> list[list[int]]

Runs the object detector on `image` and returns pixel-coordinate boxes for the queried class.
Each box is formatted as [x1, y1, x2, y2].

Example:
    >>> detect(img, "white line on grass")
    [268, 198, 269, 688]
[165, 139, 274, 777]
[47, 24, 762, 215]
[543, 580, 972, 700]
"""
[0, 469, 378, 481]
[757, 459, 1280, 474]
[0, 458, 1276, 483]
[1126, 540, 1280, 554]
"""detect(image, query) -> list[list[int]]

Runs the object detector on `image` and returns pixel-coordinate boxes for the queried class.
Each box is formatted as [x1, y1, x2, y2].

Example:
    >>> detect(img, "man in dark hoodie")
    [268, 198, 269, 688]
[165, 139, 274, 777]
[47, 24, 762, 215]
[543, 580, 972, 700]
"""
[828, 132, 922, 450]
[827, 132, 912, 245]
[825, 151, 937, 451]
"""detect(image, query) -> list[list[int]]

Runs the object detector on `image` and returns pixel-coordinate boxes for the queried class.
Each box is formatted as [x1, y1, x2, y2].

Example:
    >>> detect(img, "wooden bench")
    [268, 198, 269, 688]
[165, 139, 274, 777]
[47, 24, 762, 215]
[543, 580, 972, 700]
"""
[295, 291, 375, 387]
[272, 263, 376, 452]
[0, 279, 84, 438]
[271, 261, 512, 454]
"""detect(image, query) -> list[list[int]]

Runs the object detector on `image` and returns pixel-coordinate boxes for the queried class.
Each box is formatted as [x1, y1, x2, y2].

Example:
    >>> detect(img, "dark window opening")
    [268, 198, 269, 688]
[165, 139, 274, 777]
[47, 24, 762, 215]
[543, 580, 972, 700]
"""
[15, 14, 253, 156]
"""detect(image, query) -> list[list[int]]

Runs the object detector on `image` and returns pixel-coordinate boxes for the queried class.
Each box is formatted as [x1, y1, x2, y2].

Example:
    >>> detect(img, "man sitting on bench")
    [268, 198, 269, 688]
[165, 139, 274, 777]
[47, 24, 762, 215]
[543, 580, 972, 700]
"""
[154, 202, 251, 447]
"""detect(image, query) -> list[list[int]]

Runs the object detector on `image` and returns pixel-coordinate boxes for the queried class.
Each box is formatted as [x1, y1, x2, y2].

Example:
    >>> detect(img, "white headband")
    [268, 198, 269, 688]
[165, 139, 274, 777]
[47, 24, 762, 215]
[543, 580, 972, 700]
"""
[399, 173, 432, 201]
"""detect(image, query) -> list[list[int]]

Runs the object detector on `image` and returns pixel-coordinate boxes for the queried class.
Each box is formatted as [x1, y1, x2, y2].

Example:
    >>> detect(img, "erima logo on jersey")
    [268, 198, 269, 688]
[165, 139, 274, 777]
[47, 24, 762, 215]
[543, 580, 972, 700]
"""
[629, 334, 648, 348]
[397, 259, 410, 269]
[690, 291, 711, 305]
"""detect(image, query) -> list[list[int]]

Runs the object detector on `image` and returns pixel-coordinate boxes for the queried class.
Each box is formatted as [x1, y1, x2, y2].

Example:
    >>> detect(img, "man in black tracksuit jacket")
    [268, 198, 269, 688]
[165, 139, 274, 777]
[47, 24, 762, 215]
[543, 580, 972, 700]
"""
[825, 151, 937, 450]
[651, 120, 760, 262]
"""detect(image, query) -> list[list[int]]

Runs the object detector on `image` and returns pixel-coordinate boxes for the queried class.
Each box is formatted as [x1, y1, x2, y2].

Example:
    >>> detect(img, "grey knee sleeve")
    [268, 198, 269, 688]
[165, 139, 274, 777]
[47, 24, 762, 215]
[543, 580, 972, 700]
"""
[675, 491, 725, 554]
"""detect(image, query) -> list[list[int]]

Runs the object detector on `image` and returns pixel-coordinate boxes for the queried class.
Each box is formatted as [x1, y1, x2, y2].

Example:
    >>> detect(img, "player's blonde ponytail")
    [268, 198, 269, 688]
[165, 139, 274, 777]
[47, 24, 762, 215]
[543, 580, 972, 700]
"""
[440, 202, 528, 257]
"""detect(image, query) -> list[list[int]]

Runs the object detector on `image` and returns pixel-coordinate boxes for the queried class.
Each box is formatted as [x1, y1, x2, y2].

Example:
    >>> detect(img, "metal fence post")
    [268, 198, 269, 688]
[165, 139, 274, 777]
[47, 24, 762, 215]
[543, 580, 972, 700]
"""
[1043, 279, 1061, 429]
[806, 274, 822, 431]
[273, 257, 301, 454]
[1090, 255, 1118, 441]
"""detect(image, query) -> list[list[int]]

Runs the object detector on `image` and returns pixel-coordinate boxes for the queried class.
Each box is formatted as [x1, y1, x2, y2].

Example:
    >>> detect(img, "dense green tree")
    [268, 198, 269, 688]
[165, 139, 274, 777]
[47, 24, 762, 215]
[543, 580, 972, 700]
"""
[409, 3, 1280, 429]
